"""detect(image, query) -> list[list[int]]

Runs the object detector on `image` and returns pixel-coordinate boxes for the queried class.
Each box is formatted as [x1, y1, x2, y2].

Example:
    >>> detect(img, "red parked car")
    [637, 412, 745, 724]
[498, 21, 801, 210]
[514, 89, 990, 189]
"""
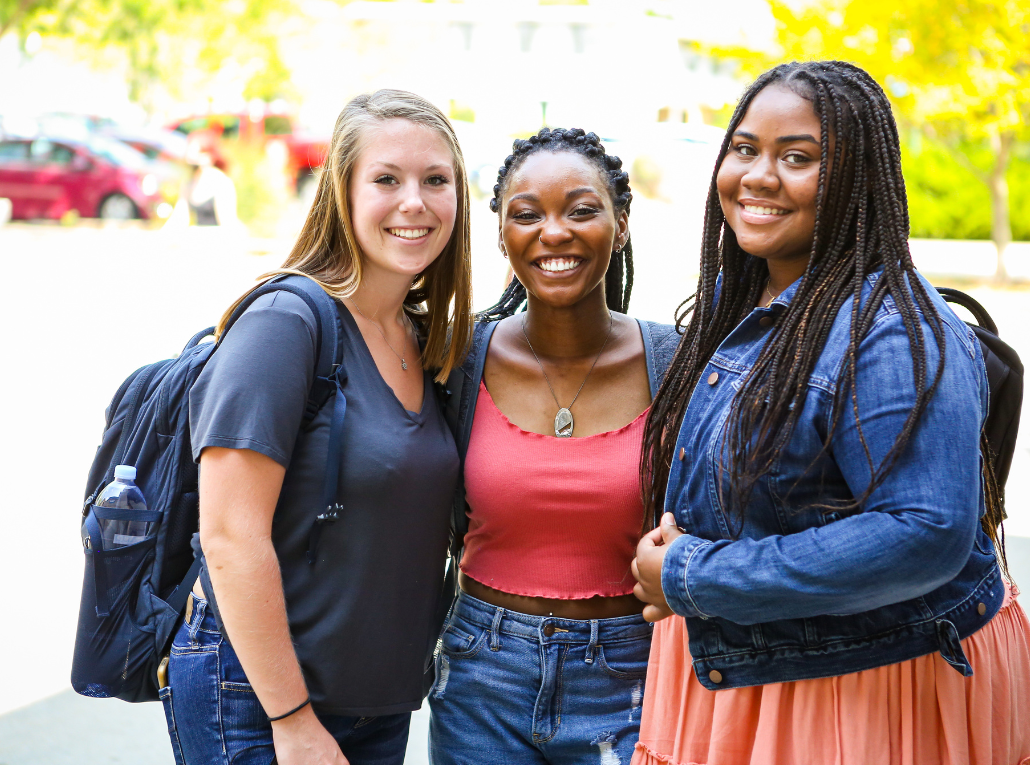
[168, 112, 329, 193]
[0, 135, 170, 220]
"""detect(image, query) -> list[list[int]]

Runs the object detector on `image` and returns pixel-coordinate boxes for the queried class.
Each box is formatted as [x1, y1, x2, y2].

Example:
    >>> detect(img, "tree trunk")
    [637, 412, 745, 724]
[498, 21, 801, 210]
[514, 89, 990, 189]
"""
[988, 130, 1014, 284]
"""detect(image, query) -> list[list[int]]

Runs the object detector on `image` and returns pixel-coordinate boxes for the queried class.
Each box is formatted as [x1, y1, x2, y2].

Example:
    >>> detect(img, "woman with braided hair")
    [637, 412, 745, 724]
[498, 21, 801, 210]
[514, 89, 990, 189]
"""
[630, 61, 1030, 764]
[428, 127, 680, 764]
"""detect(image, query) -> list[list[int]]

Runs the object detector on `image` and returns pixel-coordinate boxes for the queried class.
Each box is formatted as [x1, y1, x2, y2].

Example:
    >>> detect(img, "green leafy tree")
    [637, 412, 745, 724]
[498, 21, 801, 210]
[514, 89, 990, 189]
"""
[768, 0, 1030, 281]
[2, 0, 295, 114]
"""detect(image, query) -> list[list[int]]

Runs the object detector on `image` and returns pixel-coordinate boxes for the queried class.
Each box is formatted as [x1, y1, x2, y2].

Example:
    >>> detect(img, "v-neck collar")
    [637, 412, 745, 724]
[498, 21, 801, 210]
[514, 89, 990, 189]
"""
[338, 302, 429, 422]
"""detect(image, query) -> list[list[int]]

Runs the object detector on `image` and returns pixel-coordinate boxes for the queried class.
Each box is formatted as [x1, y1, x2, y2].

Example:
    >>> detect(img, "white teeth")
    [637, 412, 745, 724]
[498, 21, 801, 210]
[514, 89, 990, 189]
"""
[388, 228, 430, 239]
[743, 205, 788, 216]
[538, 258, 582, 273]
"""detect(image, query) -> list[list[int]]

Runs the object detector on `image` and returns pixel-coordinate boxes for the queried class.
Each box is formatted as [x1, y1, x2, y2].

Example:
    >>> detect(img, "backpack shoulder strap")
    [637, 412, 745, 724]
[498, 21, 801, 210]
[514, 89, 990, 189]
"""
[223, 274, 343, 380]
[937, 286, 1024, 489]
[937, 287, 1000, 336]
[217, 274, 347, 563]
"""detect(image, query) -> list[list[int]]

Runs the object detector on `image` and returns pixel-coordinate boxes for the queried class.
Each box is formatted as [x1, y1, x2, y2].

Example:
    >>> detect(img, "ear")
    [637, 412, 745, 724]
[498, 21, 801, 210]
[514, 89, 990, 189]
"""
[615, 210, 629, 251]
[497, 229, 506, 257]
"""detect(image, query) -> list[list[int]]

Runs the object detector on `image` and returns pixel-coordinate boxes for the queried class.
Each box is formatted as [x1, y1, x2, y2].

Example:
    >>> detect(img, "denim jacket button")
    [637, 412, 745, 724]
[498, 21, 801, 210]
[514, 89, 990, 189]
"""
[678, 447, 686, 461]
[708, 669, 723, 684]
[707, 371, 719, 386]
[978, 602, 987, 616]
[759, 316, 773, 327]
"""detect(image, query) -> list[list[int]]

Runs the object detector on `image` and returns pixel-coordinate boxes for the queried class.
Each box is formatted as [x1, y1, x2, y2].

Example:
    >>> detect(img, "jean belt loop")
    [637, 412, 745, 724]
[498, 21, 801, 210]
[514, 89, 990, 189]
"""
[490, 607, 504, 652]
[585, 619, 599, 664]
[187, 595, 207, 643]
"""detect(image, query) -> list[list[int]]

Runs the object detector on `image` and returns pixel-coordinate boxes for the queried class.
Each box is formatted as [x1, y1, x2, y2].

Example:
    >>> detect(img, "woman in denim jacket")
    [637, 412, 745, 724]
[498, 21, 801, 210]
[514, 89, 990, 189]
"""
[631, 61, 1030, 764]
[429, 128, 679, 764]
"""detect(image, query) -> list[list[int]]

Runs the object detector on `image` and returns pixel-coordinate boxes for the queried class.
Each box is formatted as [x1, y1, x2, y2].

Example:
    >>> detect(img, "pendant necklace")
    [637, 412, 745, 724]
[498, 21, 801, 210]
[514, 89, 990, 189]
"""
[348, 299, 411, 370]
[522, 312, 614, 438]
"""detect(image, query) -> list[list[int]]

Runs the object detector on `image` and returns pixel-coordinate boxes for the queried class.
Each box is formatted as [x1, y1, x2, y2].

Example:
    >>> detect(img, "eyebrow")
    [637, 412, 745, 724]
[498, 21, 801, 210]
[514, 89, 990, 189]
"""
[507, 187, 601, 204]
[734, 130, 820, 145]
[371, 162, 452, 172]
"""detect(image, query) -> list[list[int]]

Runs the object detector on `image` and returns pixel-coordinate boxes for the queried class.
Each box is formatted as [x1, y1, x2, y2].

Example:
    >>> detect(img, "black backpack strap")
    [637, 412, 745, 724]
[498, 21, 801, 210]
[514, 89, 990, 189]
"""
[937, 286, 1024, 488]
[937, 287, 999, 336]
[218, 274, 347, 565]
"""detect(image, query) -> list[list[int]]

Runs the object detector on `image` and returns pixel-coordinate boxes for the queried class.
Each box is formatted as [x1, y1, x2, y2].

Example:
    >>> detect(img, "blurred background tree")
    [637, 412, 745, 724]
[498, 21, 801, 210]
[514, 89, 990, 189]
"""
[0, 0, 295, 114]
[768, 0, 1030, 281]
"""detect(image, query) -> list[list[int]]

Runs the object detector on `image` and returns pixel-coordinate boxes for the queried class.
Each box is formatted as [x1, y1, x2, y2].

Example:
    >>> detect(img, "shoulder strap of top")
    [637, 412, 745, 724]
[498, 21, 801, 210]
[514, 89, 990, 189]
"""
[638, 319, 680, 397]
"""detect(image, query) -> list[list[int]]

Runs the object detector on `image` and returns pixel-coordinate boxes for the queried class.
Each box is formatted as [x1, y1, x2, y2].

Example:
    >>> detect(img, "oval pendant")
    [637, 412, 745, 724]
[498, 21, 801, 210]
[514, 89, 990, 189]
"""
[554, 408, 573, 438]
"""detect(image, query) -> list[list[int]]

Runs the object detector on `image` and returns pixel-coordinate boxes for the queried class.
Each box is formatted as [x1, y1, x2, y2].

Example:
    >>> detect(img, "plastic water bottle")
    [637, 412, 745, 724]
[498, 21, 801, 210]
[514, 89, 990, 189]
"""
[96, 465, 151, 549]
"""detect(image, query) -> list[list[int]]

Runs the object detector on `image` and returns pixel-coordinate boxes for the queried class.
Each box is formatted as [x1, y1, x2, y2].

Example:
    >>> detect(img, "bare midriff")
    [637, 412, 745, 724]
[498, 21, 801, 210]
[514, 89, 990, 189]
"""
[459, 572, 644, 620]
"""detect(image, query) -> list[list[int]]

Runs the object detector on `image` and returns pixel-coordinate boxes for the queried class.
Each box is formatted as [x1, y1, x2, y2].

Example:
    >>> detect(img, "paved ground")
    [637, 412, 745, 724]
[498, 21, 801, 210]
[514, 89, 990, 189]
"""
[0, 693, 433, 765]
[0, 218, 1026, 764]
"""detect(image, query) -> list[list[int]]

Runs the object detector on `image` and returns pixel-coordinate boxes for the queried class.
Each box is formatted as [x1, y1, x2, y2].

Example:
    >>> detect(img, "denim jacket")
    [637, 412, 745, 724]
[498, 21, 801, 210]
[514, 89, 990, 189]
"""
[661, 269, 1004, 690]
[444, 316, 680, 557]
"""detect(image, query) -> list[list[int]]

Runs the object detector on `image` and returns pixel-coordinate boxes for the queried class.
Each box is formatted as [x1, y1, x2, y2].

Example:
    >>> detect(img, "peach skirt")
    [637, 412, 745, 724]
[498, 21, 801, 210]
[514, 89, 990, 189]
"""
[633, 585, 1030, 765]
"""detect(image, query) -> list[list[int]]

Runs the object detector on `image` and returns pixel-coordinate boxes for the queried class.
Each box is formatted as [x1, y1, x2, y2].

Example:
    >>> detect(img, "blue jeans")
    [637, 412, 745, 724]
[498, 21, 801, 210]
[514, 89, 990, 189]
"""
[160, 595, 410, 765]
[428, 591, 652, 764]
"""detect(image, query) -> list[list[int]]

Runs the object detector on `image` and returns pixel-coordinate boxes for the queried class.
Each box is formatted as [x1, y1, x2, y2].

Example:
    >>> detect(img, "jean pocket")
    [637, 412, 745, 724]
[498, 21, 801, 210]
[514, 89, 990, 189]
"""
[220, 680, 271, 743]
[159, 686, 186, 765]
[596, 641, 649, 679]
[439, 622, 485, 658]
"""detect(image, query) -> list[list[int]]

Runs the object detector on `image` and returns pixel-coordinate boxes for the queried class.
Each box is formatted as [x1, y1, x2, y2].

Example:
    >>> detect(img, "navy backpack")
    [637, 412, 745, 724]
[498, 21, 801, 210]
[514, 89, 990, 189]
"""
[71, 275, 347, 702]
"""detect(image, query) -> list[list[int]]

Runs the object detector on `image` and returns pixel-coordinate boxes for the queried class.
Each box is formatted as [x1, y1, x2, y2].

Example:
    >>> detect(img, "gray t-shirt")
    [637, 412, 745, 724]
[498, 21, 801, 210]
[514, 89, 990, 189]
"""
[189, 291, 459, 716]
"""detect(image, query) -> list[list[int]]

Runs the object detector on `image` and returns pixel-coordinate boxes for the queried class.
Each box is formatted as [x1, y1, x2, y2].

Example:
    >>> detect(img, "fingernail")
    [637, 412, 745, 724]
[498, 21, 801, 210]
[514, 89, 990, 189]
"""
[663, 512, 676, 525]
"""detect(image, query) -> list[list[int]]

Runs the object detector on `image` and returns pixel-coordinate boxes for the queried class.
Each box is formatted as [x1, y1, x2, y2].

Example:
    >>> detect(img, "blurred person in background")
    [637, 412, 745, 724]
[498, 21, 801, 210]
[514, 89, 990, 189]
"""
[631, 61, 1030, 765]
[162, 90, 472, 765]
[165, 129, 240, 228]
[428, 128, 678, 765]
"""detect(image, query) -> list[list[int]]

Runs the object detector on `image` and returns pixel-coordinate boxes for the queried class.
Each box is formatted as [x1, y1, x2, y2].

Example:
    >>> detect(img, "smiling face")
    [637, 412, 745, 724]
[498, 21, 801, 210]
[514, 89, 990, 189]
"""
[348, 118, 457, 284]
[717, 84, 827, 275]
[500, 151, 628, 309]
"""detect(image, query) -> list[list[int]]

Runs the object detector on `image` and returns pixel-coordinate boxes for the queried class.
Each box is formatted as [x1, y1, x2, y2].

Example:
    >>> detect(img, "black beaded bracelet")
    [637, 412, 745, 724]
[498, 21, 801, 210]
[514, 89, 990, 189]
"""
[268, 697, 311, 722]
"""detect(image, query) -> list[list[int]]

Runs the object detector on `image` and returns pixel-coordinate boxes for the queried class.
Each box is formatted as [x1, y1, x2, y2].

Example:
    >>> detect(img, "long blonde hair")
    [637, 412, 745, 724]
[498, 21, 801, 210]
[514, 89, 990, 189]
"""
[216, 89, 473, 381]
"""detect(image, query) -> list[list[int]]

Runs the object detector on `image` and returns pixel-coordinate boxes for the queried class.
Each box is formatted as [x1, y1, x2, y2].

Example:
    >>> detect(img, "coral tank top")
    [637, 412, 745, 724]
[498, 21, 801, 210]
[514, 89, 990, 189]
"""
[461, 382, 647, 599]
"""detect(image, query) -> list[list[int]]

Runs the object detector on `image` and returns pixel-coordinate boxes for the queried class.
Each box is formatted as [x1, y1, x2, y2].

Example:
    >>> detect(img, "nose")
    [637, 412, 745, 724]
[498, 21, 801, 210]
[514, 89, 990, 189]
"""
[538, 214, 573, 246]
[740, 152, 780, 194]
[397, 179, 427, 214]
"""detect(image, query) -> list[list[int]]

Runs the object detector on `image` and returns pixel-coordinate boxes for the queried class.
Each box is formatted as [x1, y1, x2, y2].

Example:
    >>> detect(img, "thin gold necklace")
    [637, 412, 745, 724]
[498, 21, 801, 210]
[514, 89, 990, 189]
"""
[521, 313, 614, 438]
[348, 299, 412, 371]
[761, 279, 782, 308]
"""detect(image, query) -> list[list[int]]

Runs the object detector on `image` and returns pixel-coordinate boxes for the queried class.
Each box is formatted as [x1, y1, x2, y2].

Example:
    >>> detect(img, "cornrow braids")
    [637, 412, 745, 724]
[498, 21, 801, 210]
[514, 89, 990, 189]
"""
[640, 61, 1006, 564]
[480, 127, 634, 319]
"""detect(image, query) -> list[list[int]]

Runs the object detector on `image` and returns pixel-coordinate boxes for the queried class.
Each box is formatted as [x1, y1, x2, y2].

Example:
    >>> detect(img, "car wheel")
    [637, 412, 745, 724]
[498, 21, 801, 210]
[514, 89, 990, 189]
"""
[98, 193, 138, 220]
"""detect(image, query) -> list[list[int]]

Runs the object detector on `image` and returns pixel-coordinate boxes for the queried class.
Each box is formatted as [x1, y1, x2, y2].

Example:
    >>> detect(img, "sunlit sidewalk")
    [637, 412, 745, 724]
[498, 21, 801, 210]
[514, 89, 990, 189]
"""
[0, 696, 433, 765]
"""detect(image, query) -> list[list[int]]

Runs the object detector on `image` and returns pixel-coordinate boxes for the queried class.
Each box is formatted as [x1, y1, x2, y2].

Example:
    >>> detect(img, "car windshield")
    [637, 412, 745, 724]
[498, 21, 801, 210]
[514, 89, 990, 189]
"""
[87, 136, 150, 169]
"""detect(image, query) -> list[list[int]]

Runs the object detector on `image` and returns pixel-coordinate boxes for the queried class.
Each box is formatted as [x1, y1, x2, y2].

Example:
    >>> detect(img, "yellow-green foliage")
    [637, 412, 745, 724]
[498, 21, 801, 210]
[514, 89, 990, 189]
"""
[221, 139, 291, 238]
[904, 134, 1030, 242]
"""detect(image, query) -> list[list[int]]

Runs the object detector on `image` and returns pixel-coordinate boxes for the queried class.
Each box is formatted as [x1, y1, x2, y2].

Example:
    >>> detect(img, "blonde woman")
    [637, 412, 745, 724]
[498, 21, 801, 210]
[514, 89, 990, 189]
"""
[161, 90, 472, 765]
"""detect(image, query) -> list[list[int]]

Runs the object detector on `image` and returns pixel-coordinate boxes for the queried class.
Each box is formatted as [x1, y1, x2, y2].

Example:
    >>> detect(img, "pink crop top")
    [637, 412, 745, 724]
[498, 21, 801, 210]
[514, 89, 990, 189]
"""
[460, 382, 647, 600]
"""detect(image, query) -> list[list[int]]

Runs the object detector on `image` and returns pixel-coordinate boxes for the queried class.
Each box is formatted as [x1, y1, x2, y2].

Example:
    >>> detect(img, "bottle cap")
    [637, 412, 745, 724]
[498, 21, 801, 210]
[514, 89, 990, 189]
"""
[114, 465, 137, 481]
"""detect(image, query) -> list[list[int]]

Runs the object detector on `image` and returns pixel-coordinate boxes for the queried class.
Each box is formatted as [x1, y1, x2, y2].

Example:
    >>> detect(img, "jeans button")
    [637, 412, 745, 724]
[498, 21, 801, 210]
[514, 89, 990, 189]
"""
[708, 669, 723, 684]
[978, 602, 987, 616]
[543, 624, 555, 637]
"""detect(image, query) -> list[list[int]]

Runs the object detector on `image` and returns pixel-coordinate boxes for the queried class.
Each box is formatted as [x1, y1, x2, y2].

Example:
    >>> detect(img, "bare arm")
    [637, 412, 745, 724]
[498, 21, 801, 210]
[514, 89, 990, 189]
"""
[199, 446, 348, 765]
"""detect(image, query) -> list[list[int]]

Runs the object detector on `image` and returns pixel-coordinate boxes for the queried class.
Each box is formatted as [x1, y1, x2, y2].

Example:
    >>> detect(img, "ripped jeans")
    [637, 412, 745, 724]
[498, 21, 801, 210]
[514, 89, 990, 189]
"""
[428, 590, 652, 765]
